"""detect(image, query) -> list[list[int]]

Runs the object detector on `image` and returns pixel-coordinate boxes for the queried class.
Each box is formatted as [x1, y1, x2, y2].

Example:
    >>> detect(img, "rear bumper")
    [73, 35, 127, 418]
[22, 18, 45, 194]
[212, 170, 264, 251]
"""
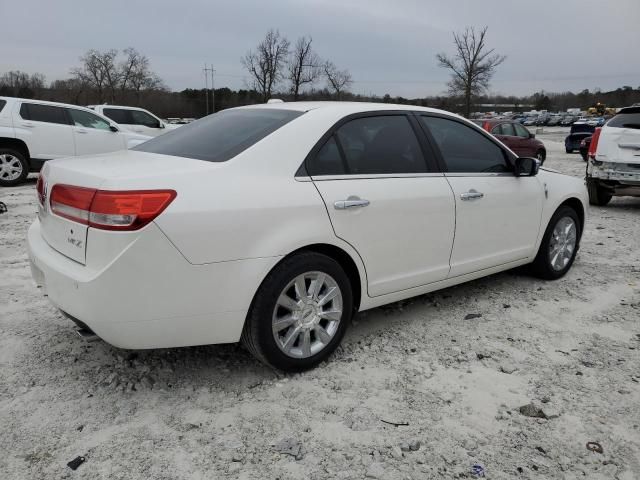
[27, 219, 279, 349]
[588, 161, 640, 184]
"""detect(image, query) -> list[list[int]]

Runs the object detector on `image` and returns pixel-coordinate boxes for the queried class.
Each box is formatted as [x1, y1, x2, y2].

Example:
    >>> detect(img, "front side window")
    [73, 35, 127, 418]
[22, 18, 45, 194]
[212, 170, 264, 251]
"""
[514, 123, 531, 138]
[309, 115, 427, 175]
[134, 108, 303, 162]
[498, 123, 516, 136]
[103, 108, 132, 125]
[69, 109, 111, 130]
[420, 116, 511, 173]
[131, 110, 161, 128]
[20, 103, 69, 125]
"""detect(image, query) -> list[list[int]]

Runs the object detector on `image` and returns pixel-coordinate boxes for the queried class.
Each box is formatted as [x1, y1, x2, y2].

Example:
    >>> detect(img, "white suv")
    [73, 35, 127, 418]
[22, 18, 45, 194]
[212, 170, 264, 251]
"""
[0, 97, 151, 186]
[88, 105, 180, 138]
[586, 106, 640, 205]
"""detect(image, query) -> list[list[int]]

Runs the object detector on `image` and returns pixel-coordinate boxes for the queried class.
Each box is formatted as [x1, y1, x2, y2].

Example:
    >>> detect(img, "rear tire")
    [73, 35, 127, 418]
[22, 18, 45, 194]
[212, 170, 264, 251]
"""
[0, 148, 29, 187]
[587, 179, 612, 206]
[565, 148, 573, 154]
[241, 252, 353, 372]
[530, 206, 581, 280]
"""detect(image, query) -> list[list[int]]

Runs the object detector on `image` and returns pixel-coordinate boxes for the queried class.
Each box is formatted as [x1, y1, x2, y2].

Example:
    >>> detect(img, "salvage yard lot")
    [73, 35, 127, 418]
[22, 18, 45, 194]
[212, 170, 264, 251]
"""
[1, 127, 639, 479]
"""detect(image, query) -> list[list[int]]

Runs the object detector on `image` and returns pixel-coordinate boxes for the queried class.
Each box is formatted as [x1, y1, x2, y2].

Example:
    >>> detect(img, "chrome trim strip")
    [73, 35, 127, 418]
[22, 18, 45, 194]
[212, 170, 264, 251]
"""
[445, 172, 514, 177]
[309, 173, 445, 181]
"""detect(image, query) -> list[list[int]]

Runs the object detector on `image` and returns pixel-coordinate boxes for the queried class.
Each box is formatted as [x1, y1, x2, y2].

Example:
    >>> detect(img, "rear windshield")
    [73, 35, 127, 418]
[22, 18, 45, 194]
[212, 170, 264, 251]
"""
[0, 100, 6, 113]
[571, 123, 595, 134]
[607, 109, 640, 130]
[133, 108, 303, 162]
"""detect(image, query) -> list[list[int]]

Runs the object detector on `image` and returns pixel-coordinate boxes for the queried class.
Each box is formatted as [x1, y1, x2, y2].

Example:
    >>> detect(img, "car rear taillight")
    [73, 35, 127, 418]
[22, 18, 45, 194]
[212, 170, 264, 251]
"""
[36, 174, 45, 206]
[49, 185, 176, 231]
[588, 127, 601, 159]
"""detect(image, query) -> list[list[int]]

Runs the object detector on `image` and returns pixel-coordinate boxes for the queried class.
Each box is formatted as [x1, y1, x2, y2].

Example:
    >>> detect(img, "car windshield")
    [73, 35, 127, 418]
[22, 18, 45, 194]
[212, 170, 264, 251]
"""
[133, 108, 303, 162]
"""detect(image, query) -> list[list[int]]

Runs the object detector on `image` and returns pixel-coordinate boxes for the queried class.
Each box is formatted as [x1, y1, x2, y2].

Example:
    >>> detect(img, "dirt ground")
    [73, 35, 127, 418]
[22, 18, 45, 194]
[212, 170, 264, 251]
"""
[1, 127, 639, 479]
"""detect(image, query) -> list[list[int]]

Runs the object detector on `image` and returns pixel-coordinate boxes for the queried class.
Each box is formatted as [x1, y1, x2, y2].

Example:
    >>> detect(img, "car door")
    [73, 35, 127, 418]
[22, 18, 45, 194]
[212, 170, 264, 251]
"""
[17, 102, 75, 160]
[68, 108, 126, 156]
[419, 115, 544, 278]
[308, 113, 456, 297]
[513, 123, 536, 157]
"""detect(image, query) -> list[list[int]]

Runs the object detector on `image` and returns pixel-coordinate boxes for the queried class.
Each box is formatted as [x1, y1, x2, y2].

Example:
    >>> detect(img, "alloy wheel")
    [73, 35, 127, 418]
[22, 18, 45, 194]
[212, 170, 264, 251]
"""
[0, 154, 23, 181]
[272, 271, 343, 359]
[548, 216, 577, 271]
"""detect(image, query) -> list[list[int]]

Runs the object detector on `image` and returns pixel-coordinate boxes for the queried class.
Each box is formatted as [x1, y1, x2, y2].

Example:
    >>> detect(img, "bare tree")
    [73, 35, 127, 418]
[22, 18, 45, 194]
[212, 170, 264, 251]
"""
[71, 49, 120, 103]
[242, 29, 290, 102]
[119, 47, 162, 104]
[0, 70, 46, 98]
[287, 36, 321, 100]
[50, 78, 87, 104]
[436, 26, 505, 118]
[323, 61, 352, 99]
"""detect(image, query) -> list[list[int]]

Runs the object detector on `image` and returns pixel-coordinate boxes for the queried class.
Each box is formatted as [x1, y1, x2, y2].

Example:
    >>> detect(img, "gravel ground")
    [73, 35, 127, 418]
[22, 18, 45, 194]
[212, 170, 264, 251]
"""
[1, 127, 639, 479]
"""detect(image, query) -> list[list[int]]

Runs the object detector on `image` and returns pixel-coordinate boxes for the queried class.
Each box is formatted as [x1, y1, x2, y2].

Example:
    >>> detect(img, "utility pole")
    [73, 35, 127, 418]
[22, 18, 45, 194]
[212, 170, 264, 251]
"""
[203, 64, 209, 115]
[203, 64, 215, 114]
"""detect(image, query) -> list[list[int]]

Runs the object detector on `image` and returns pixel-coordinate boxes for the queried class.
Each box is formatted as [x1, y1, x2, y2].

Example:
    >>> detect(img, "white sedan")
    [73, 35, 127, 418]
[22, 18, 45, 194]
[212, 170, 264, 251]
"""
[28, 102, 587, 371]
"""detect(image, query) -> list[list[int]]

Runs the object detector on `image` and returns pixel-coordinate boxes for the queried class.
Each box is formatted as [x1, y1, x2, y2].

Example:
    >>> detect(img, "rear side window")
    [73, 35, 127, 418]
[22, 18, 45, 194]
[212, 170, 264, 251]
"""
[0, 100, 6, 113]
[607, 109, 640, 129]
[103, 108, 132, 124]
[133, 108, 303, 162]
[20, 103, 69, 125]
[420, 116, 510, 173]
[308, 115, 427, 176]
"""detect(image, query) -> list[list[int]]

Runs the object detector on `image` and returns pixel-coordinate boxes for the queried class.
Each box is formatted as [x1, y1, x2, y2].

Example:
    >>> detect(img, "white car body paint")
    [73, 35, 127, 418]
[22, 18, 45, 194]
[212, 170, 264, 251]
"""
[27, 102, 588, 350]
[89, 105, 181, 137]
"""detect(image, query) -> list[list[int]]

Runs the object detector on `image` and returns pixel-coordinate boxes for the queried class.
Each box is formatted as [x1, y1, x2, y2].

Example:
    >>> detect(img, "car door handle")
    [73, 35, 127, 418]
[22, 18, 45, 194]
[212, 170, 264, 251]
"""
[21, 122, 35, 128]
[76, 129, 88, 134]
[460, 190, 484, 201]
[334, 197, 370, 210]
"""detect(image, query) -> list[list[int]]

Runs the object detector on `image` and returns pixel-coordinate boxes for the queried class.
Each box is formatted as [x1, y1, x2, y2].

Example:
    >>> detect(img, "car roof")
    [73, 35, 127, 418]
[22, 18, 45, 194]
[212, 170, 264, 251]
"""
[232, 101, 455, 117]
[0, 96, 93, 110]
[87, 104, 148, 111]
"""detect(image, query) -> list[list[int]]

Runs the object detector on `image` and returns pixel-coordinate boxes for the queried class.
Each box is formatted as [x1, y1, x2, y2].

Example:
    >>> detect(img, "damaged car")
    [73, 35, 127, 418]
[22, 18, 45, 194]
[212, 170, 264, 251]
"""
[586, 106, 640, 205]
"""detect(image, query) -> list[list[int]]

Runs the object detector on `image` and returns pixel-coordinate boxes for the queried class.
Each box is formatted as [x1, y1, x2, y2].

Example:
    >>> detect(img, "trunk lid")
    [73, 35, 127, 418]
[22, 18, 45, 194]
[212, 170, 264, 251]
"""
[38, 150, 215, 264]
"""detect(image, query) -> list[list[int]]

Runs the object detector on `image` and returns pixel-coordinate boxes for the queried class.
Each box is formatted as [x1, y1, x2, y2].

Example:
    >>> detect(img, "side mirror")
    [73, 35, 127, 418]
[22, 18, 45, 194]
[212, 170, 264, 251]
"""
[109, 125, 118, 132]
[515, 157, 540, 177]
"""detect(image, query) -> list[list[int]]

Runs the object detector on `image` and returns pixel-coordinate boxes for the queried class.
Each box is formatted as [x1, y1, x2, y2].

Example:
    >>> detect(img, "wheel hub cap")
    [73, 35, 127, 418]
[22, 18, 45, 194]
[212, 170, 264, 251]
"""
[272, 271, 343, 359]
[0, 154, 23, 181]
[549, 217, 577, 271]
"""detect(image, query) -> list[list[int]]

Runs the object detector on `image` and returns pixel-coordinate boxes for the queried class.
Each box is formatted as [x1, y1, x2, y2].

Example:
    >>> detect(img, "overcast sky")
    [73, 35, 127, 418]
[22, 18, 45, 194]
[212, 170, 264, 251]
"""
[1, 0, 639, 98]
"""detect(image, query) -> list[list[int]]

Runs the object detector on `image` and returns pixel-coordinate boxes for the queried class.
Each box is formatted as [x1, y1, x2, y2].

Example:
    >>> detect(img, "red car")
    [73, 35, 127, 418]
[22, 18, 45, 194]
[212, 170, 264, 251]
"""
[474, 119, 546, 163]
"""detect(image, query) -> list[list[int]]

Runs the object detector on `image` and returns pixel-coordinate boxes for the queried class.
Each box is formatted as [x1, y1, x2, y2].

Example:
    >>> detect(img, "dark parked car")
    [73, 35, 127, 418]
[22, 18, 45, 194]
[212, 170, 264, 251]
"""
[474, 119, 546, 162]
[565, 123, 595, 153]
[579, 136, 592, 161]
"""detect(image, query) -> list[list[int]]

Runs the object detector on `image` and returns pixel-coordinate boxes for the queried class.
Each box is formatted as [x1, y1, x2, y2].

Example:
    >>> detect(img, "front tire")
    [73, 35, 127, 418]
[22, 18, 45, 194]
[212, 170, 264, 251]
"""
[536, 149, 546, 164]
[0, 148, 29, 186]
[241, 252, 353, 372]
[587, 179, 612, 206]
[565, 148, 573, 154]
[530, 206, 581, 280]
